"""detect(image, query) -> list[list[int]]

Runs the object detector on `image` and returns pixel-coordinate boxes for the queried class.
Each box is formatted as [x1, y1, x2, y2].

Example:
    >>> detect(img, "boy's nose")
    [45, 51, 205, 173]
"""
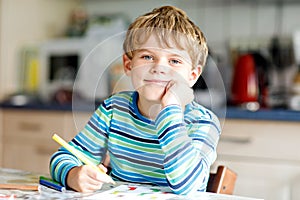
[150, 60, 169, 74]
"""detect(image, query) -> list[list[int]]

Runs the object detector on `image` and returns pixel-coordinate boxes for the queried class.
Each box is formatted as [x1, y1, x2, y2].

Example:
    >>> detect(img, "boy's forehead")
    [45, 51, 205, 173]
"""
[137, 34, 191, 61]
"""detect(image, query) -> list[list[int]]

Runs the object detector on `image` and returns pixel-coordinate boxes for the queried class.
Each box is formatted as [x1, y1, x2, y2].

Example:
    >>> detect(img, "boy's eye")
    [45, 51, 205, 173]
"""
[142, 55, 153, 60]
[170, 59, 181, 65]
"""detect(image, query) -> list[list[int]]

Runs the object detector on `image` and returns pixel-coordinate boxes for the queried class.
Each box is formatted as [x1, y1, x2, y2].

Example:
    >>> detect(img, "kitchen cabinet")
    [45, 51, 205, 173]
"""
[1, 109, 91, 174]
[213, 119, 300, 200]
[1, 107, 300, 199]
[0, 109, 3, 166]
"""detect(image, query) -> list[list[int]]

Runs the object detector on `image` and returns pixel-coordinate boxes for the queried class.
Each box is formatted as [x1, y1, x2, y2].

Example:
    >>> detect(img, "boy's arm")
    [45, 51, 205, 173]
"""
[49, 104, 111, 187]
[155, 105, 220, 195]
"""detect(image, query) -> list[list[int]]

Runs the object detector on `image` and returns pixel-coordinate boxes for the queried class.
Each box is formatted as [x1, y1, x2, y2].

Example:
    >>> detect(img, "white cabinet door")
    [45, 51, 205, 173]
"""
[1, 109, 92, 173]
[291, 175, 300, 200]
[2, 110, 65, 173]
[215, 119, 300, 200]
[213, 158, 300, 200]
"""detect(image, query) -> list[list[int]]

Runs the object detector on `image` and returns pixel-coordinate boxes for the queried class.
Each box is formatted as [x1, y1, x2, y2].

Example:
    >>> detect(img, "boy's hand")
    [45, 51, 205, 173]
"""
[161, 80, 194, 109]
[66, 164, 108, 193]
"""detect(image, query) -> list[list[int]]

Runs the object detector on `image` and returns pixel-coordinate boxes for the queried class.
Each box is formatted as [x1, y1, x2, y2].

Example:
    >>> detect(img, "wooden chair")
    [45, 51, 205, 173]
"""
[206, 165, 237, 195]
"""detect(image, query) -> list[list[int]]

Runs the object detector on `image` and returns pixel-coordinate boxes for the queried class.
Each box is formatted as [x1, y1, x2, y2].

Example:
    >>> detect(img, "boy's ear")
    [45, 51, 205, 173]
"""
[123, 54, 132, 76]
[189, 65, 202, 87]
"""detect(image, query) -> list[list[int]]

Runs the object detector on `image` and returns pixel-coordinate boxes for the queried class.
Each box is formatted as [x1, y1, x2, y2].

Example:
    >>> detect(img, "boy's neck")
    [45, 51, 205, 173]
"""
[137, 95, 162, 120]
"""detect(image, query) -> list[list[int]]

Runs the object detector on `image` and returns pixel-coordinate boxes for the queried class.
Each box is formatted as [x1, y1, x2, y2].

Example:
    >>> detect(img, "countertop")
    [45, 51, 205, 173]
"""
[0, 168, 262, 200]
[225, 106, 300, 122]
[0, 101, 300, 122]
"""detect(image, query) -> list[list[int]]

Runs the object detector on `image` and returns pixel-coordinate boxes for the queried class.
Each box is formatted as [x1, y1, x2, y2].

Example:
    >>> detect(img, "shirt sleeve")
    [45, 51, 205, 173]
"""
[49, 103, 111, 187]
[155, 104, 221, 195]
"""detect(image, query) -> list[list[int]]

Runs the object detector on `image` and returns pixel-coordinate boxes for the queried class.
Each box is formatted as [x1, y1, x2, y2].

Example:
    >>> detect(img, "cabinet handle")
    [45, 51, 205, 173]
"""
[219, 135, 252, 144]
[19, 122, 42, 132]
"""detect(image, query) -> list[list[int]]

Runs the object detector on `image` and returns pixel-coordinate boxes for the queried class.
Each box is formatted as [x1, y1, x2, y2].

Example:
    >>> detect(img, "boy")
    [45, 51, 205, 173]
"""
[50, 5, 221, 195]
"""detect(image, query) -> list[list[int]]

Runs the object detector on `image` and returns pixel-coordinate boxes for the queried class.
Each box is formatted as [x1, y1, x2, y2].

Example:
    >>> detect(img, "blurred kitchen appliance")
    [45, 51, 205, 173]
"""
[293, 31, 300, 66]
[39, 38, 83, 102]
[39, 16, 126, 103]
[193, 54, 227, 110]
[20, 46, 40, 94]
[231, 54, 258, 106]
[289, 31, 300, 110]
[231, 52, 269, 110]
[268, 36, 296, 109]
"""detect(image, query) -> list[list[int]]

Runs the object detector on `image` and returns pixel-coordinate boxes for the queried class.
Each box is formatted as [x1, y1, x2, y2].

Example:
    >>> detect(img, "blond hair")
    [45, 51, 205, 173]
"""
[123, 6, 208, 68]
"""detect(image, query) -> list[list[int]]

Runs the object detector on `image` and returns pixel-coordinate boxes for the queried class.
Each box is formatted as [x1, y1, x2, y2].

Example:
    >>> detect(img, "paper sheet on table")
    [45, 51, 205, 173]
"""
[92, 184, 180, 199]
[88, 183, 263, 200]
[37, 182, 262, 200]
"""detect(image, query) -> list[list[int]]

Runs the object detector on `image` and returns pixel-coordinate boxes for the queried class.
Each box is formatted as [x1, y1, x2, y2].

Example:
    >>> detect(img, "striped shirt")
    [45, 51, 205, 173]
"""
[50, 91, 221, 195]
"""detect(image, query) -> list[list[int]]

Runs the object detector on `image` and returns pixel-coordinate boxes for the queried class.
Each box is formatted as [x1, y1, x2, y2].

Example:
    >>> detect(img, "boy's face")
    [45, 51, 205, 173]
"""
[123, 34, 201, 103]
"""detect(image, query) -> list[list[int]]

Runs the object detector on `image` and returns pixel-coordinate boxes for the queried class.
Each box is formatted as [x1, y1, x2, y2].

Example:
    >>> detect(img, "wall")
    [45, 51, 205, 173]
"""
[1, 0, 300, 100]
[178, 1, 300, 51]
[83, 1, 300, 54]
[83, 0, 180, 21]
[180, 1, 300, 91]
[83, 0, 300, 93]
[0, 0, 80, 99]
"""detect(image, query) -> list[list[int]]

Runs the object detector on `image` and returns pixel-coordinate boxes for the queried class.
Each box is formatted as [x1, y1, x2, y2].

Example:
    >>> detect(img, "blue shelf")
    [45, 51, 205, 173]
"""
[0, 101, 98, 112]
[1, 102, 300, 122]
[225, 107, 300, 122]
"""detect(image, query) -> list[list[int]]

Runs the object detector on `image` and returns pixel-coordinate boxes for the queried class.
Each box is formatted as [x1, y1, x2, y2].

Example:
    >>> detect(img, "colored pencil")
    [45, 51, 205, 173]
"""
[52, 133, 115, 185]
[39, 176, 66, 192]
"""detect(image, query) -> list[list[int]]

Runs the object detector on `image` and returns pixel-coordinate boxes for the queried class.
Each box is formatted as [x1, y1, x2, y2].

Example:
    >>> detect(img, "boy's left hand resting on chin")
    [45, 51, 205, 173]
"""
[161, 80, 194, 109]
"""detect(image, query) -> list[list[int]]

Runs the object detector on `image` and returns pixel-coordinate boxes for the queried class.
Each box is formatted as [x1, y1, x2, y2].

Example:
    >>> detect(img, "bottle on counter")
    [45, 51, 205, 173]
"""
[289, 67, 300, 110]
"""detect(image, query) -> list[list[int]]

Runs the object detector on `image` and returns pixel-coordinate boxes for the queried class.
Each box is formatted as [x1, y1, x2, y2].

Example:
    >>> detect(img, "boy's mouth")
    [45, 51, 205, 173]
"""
[144, 79, 170, 87]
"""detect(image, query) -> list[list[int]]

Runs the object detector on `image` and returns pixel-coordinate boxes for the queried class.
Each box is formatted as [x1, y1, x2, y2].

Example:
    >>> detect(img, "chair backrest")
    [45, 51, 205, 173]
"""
[206, 165, 237, 195]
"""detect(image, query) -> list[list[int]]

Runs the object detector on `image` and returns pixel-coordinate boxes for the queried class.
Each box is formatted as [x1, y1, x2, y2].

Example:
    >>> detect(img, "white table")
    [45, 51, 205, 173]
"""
[0, 168, 262, 200]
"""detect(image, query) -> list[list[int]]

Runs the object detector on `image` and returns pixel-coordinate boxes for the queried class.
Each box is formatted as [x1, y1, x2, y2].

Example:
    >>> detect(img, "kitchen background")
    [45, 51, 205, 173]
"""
[1, 0, 300, 200]
[0, 0, 300, 109]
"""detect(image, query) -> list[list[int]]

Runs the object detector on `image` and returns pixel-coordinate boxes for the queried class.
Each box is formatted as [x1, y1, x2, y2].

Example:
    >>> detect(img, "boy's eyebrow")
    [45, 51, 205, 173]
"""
[136, 48, 187, 58]
[135, 49, 154, 54]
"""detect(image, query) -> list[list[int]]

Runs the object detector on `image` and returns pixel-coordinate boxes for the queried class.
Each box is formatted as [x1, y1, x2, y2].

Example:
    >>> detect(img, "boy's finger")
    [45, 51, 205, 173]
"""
[95, 171, 111, 183]
[166, 80, 175, 91]
[97, 164, 108, 173]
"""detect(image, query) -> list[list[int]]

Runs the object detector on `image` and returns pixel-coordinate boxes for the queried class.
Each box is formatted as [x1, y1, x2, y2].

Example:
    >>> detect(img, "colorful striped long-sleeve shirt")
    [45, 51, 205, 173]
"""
[50, 91, 221, 195]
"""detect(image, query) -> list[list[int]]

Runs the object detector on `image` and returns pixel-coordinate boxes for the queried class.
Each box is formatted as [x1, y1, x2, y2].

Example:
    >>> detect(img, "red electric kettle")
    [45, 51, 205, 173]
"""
[231, 53, 269, 107]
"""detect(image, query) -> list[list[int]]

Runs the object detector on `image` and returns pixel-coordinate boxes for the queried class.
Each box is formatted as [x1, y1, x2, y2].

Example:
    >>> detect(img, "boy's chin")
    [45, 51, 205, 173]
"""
[137, 87, 164, 102]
